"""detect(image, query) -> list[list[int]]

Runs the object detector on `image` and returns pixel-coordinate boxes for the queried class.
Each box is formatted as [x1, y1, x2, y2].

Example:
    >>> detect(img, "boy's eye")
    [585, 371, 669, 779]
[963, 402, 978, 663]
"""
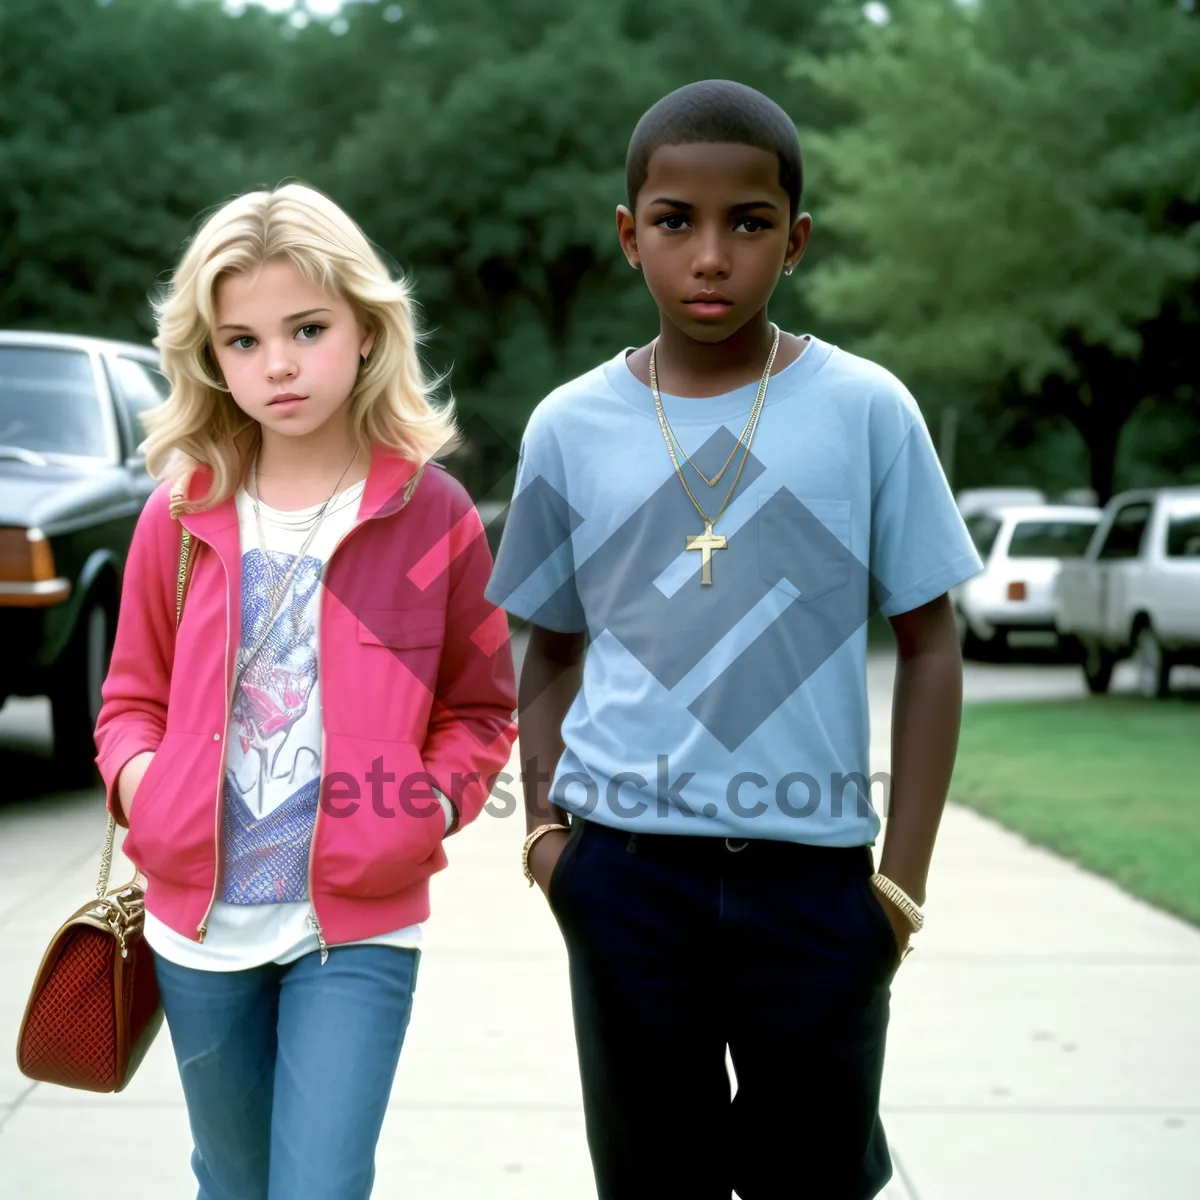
[296, 324, 325, 341]
[735, 216, 772, 233]
[656, 213, 691, 231]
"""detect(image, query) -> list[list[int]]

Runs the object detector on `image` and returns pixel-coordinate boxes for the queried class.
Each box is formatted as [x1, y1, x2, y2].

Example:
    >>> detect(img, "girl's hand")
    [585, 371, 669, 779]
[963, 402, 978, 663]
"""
[116, 751, 155, 823]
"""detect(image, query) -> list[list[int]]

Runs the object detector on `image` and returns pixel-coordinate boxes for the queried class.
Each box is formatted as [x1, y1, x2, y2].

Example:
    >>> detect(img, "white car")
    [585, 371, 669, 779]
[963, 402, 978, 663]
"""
[953, 504, 1103, 659]
[956, 487, 1045, 520]
[1055, 487, 1200, 696]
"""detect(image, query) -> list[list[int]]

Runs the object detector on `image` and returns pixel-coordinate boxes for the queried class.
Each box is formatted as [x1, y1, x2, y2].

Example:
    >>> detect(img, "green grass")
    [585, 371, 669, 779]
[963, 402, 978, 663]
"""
[952, 697, 1200, 926]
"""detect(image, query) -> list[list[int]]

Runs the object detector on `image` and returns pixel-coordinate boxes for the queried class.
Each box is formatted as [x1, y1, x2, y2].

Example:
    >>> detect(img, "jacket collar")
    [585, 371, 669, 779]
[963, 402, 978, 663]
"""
[172, 444, 426, 540]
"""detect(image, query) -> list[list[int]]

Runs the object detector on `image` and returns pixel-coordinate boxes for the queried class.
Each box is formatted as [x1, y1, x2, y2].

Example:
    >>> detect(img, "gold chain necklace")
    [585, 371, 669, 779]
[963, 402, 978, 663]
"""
[650, 326, 780, 586]
[653, 371, 760, 491]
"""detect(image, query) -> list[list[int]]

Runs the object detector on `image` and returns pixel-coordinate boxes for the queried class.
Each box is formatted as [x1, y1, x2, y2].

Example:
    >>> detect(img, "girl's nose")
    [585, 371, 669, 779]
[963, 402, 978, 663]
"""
[265, 347, 298, 382]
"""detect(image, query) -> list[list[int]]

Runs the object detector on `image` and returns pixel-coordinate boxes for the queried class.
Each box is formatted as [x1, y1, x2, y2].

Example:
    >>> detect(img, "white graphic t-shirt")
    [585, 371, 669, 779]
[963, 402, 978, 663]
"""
[145, 478, 450, 970]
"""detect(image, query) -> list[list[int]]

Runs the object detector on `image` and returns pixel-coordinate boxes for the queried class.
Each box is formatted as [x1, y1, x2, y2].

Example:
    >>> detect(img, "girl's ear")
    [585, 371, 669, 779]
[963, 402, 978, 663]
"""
[359, 326, 377, 362]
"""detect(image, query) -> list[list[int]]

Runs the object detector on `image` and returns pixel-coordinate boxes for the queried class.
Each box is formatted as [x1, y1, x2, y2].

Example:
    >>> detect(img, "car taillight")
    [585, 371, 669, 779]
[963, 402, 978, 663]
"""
[0, 527, 69, 605]
[1007, 581, 1027, 601]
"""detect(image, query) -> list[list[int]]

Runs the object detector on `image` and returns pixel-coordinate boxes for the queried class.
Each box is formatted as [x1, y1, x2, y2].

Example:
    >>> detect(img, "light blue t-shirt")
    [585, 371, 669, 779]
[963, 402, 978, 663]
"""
[486, 335, 983, 846]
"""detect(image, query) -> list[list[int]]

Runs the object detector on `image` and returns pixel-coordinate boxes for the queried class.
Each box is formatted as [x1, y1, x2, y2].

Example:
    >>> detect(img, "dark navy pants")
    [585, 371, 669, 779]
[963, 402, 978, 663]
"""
[548, 817, 897, 1200]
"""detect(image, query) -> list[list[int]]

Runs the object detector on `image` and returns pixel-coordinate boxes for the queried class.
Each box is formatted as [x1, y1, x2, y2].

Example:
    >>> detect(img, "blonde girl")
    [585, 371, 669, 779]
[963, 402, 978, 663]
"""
[94, 183, 517, 1199]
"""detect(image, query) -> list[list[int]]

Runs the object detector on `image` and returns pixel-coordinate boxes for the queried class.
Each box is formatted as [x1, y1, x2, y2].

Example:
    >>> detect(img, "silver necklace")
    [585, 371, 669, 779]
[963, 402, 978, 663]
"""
[235, 447, 359, 691]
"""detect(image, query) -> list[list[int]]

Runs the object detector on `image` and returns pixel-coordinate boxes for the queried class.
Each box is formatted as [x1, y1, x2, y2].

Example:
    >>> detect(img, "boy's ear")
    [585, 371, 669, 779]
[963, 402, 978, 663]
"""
[784, 213, 813, 274]
[616, 205, 641, 270]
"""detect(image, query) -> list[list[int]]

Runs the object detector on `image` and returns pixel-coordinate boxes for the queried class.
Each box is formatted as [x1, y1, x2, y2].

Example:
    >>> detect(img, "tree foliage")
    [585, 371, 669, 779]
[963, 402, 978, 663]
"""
[0, 0, 1196, 498]
[798, 0, 1200, 500]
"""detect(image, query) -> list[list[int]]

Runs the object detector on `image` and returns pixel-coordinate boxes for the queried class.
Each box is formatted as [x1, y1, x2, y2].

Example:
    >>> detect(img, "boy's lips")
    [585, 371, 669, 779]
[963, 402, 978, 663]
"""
[684, 296, 734, 320]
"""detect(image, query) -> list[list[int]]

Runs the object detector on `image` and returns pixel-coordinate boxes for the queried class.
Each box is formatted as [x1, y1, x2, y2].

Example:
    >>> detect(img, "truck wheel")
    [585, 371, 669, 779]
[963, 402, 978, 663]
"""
[1082, 641, 1115, 695]
[1133, 626, 1172, 699]
[1058, 633, 1086, 664]
[50, 599, 112, 787]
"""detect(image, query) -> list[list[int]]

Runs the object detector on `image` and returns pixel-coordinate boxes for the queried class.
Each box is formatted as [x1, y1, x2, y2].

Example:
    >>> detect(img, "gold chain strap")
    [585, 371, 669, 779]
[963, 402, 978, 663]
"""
[95, 524, 191, 899]
[650, 326, 780, 531]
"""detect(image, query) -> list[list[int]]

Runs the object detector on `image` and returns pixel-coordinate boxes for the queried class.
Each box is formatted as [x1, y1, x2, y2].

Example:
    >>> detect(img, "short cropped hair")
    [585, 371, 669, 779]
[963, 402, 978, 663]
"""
[626, 80, 803, 221]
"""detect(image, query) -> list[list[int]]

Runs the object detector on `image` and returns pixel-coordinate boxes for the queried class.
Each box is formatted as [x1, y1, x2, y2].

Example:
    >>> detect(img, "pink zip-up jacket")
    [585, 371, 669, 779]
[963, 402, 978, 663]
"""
[94, 446, 517, 947]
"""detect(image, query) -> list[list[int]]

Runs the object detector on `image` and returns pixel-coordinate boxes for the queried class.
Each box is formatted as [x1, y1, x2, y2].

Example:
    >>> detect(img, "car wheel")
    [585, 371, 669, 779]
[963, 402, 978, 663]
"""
[51, 599, 111, 787]
[1081, 640, 1115, 695]
[1133, 625, 1172, 699]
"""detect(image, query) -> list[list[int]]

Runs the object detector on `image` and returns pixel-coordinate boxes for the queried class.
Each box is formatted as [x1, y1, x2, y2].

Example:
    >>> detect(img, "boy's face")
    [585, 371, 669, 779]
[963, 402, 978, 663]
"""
[617, 142, 810, 344]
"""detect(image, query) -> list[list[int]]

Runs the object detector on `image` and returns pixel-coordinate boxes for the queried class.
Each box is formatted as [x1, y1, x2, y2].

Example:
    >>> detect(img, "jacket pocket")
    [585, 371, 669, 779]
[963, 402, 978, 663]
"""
[126, 741, 170, 826]
[356, 607, 445, 650]
[315, 735, 447, 899]
[350, 608, 447, 741]
[121, 730, 219, 889]
[758, 492, 853, 603]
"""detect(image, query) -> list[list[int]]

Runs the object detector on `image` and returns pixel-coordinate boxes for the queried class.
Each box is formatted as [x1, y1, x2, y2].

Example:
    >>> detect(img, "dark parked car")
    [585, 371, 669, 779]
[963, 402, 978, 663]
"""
[0, 330, 166, 781]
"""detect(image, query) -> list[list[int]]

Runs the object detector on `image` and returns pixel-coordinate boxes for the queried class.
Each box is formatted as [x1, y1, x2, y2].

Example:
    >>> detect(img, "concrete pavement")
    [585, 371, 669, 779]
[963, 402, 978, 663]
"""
[1, 653, 1198, 1198]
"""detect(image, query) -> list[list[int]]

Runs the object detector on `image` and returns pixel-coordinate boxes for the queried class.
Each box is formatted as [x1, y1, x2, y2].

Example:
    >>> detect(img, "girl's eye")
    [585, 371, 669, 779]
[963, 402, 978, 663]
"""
[229, 335, 256, 351]
[735, 217, 772, 234]
[656, 214, 691, 231]
[296, 324, 325, 341]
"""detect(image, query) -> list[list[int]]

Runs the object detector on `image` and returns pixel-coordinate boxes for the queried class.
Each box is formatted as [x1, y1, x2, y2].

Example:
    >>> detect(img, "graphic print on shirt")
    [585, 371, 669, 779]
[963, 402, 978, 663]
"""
[222, 546, 324, 905]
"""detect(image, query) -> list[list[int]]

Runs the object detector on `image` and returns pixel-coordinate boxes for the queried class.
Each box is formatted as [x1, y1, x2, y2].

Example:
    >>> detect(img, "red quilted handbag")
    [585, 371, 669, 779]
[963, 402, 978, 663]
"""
[15, 526, 193, 1092]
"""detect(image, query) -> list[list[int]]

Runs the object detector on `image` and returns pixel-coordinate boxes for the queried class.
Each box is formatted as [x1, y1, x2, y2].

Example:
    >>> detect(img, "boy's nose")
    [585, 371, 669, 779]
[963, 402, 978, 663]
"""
[692, 235, 730, 278]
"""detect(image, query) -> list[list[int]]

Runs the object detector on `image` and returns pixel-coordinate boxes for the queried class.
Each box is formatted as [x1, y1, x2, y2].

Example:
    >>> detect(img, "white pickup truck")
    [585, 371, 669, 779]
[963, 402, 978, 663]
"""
[1054, 486, 1200, 696]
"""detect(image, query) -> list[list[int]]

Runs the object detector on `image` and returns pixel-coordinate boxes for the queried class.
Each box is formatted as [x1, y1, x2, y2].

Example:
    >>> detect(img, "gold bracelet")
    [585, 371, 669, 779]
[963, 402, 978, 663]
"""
[870, 873, 925, 933]
[522, 823, 571, 887]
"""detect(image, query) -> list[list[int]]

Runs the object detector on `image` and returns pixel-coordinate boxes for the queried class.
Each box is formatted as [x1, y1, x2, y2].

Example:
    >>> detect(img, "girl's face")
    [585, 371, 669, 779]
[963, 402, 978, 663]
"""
[211, 257, 374, 443]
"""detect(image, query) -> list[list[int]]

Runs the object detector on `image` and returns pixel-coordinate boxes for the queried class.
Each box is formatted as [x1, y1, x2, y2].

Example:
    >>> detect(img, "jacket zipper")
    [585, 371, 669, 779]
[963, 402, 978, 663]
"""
[305, 516, 368, 965]
[195, 468, 417, 954]
[197, 547, 234, 942]
[307, 725, 331, 965]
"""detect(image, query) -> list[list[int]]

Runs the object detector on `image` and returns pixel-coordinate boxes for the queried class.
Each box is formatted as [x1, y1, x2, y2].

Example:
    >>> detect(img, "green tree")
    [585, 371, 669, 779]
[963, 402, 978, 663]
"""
[0, 0, 297, 339]
[797, 0, 1200, 502]
[332, 0, 840, 489]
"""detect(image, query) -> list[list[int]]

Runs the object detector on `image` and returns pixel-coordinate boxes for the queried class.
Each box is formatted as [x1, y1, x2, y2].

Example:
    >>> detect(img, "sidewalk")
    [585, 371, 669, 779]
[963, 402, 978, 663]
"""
[1, 660, 1198, 1197]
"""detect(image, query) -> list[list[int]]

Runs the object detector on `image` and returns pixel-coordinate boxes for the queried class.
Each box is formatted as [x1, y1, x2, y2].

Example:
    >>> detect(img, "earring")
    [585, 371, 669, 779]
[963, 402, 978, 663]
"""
[784, 266, 795, 277]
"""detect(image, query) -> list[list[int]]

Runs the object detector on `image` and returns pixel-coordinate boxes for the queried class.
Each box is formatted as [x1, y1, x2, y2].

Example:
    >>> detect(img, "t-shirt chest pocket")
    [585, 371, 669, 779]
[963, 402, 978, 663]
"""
[757, 492, 853, 603]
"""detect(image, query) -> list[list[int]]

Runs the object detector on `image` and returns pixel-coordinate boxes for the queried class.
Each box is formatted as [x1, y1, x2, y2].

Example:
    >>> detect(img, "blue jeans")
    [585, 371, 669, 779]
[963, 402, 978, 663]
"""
[152, 945, 420, 1200]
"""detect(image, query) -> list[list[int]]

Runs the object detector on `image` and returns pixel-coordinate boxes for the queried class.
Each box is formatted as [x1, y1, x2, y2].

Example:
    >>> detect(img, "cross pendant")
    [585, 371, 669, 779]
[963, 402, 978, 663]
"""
[685, 520, 728, 587]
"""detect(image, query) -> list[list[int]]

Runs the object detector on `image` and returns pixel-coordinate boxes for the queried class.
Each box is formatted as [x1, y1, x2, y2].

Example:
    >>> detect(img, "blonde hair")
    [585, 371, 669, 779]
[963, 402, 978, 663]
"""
[141, 182, 460, 511]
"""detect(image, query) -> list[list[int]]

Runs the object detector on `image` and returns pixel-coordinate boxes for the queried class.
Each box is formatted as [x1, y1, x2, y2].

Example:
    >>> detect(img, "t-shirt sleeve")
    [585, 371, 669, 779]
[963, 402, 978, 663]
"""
[484, 406, 587, 633]
[869, 414, 984, 618]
